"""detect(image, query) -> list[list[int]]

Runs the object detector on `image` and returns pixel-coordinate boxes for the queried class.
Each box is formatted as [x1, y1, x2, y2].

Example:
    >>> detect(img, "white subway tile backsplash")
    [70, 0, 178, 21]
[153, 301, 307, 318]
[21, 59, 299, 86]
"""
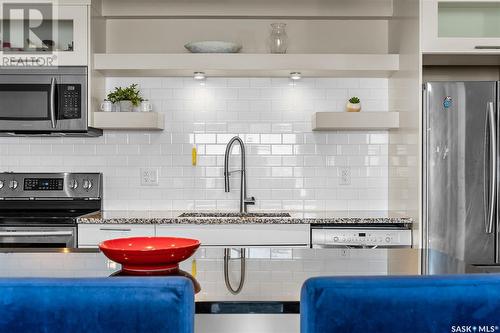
[150, 89, 173, 100]
[194, 134, 216, 144]
[161, 78, 184, 88]
[238, 88, 260, 99]
[205, 145, 226, 155]
[271, 145, 293, 155]
[336, 78, 360, 89]
[359, 78, 388, 89]
[249, 78, 272, 88]
[261, 134, 281, 144]
[272, 167, 293, 178]
[326, 89, 349, 100]
[1, 77, 389, 212]
[226, 78, 250, 88]
[271, 123, 293, 133]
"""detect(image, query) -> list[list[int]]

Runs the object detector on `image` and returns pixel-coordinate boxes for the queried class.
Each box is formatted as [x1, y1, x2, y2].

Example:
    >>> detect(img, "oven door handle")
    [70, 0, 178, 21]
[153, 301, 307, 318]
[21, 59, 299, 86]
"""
[49, 77, 57, 129]
[0, 231, 73, 237]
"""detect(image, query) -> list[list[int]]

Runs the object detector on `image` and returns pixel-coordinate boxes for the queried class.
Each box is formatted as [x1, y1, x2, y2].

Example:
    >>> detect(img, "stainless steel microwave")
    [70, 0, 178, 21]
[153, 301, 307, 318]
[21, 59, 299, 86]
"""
[0, 66, 101, 136]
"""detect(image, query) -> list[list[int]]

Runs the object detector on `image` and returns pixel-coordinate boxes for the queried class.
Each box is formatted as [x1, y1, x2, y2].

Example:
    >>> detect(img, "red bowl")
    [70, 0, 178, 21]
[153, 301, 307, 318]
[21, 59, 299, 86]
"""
[99, 237, 200, 273]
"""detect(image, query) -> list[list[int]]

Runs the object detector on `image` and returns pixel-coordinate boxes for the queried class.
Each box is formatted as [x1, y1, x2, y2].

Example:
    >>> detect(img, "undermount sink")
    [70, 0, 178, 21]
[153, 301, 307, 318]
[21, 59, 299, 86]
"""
[178, 212, 291, 218]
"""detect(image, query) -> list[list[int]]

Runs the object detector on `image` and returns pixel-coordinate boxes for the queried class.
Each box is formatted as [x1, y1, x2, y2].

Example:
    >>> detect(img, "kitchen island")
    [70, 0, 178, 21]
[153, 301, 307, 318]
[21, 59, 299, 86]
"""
[0, 247, 466, 333]
[0, 247, 465, 303]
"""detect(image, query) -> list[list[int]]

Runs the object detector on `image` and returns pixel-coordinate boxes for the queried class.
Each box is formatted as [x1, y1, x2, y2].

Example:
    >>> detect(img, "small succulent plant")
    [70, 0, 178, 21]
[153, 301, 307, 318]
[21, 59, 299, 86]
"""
[349, 96, 360, 104]
[107, 84, 144, 106]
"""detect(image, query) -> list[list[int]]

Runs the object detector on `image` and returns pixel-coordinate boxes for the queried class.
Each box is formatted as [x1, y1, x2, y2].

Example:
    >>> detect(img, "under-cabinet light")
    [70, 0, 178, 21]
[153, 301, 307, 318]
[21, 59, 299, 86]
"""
[289, 72, 302, 80]
[193, 72, 206, 80]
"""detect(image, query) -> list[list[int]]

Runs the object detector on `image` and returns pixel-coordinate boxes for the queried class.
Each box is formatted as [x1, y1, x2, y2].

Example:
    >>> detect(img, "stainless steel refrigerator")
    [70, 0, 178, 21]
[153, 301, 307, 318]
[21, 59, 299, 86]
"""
[423, 81, 500, 274]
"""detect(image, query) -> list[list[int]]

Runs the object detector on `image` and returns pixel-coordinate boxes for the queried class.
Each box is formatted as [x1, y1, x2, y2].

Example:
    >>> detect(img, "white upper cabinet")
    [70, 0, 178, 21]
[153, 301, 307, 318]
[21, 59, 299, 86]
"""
[422, 0, 500, 53]
[53, 5, 88, 65]
[1, 4, 88, 66]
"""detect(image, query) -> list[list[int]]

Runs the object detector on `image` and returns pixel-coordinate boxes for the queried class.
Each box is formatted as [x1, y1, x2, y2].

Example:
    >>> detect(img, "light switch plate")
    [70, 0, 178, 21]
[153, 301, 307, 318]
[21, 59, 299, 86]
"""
[140, 168, 159, 186]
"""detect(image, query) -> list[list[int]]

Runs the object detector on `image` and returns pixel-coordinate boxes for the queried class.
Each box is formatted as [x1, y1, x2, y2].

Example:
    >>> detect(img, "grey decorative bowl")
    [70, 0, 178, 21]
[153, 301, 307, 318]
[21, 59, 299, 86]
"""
[184, 41, 242, 53]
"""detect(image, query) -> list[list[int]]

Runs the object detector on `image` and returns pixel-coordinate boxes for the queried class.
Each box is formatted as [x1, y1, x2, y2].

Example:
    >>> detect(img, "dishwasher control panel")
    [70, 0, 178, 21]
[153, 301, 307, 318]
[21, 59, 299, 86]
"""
[311, 228, 412, 248]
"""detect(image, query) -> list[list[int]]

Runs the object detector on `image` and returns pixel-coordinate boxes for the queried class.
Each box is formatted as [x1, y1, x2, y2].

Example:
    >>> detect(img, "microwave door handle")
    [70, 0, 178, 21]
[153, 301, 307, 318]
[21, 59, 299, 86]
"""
[485, 102, 497, 234]
[0, 231, 73, 236]
[49, 77, 57, 129]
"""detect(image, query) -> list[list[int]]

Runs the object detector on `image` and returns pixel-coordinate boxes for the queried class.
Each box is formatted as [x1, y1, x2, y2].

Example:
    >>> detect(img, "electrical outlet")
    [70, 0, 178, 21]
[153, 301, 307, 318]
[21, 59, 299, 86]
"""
[140, 168, 159, 186]
[339, 167, 351, 185]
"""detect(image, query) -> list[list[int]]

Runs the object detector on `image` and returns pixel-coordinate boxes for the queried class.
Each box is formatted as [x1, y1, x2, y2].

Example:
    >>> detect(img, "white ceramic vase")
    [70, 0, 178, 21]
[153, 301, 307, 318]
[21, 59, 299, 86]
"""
[118, 100, 133, 112]
[346, 102, 361, 112]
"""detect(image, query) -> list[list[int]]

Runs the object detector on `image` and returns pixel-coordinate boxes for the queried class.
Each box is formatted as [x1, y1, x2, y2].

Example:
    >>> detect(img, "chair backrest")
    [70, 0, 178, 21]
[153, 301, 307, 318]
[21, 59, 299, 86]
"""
[301, 274, 500, 333]
[0, 277, 194, 333]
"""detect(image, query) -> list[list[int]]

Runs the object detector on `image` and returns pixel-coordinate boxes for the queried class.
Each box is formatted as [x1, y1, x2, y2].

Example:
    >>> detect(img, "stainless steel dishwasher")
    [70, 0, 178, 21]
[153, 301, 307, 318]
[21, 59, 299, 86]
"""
[311, 224, 412, 249]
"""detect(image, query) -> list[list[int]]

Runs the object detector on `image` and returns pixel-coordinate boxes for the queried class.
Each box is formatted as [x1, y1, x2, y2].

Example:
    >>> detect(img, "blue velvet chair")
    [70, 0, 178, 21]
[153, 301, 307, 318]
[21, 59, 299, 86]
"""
[301, 275, 500, 333]
[0, 277, 194, 333]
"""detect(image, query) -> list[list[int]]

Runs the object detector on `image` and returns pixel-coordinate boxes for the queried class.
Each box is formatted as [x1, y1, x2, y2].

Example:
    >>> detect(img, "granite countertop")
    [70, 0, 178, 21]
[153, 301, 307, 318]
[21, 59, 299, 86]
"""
[78, 210, 414, 227]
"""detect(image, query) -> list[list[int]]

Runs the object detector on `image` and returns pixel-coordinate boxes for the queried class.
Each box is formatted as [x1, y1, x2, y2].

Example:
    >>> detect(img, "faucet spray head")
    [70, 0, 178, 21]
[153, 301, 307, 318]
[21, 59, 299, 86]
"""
[224, 174, 230, 192]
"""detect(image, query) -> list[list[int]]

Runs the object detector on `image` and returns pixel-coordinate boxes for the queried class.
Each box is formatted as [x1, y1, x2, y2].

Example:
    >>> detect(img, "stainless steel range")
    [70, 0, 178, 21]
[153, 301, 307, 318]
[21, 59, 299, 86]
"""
[0, 172, 102, 248]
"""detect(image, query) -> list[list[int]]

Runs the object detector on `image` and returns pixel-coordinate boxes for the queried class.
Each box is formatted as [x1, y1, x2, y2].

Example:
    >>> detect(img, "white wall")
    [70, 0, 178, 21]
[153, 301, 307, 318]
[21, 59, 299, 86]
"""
[105, 19, 389, 54]
[389, 0, 421, 247]
[0, 77, 389, 212]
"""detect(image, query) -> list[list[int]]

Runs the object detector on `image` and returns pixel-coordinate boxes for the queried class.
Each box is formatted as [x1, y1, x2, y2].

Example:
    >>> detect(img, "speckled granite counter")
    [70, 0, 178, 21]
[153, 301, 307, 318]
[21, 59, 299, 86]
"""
[78, 210, 413, 227]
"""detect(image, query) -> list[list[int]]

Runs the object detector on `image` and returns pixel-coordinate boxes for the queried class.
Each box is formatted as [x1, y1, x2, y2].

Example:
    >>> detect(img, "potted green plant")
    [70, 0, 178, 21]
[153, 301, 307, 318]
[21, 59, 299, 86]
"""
[106, 84, 144, 112]
[346, 96, 361, 112]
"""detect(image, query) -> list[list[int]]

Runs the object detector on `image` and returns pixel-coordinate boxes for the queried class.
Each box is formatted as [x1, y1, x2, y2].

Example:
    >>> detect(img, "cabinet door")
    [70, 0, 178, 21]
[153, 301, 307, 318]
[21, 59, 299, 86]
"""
[78, 224, 155, 248]
[53, 5, 88, 65]
[422, 0, 500, 53]
[156, 224, 310, 247]
[1, 5, 88, 66]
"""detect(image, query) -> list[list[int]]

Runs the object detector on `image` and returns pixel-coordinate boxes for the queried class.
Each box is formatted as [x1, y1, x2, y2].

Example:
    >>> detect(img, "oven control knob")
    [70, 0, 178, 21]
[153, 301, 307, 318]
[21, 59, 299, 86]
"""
[0, 180, 4, 189]
[385, 237, 391, 243]
[9, 180, 18, 190]
[69, 179, 78, 190]
[82, 179, 93, 191]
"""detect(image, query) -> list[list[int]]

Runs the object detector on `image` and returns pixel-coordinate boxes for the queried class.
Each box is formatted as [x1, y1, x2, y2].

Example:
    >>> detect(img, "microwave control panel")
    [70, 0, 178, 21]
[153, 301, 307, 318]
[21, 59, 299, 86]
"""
[59, 84, 81, 119]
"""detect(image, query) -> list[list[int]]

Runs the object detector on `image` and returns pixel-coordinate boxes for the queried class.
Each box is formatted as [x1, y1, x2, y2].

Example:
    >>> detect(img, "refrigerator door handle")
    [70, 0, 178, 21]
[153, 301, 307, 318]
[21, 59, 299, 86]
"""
[485, 102, 497, 234]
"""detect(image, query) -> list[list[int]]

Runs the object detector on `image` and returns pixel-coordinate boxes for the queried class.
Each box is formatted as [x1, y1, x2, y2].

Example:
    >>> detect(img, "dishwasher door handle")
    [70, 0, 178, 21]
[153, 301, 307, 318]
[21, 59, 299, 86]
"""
[98, 227, 132, 232]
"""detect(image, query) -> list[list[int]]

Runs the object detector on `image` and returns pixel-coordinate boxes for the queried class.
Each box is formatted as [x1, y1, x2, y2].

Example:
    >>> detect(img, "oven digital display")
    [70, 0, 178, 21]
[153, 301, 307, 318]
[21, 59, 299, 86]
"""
[24, 178, 64, 191]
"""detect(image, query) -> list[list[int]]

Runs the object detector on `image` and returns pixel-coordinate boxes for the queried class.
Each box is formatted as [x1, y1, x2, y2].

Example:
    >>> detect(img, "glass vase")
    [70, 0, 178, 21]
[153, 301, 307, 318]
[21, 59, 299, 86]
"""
[269, 23, 288, 54]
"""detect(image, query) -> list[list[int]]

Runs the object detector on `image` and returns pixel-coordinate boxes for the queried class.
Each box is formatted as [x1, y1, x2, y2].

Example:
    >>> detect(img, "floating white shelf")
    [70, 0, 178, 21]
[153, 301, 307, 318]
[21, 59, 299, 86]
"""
[94, 53, 400, 77]
[93, 112, 164, 130]
[312, 112, 400, 131]
[438, 0, 500, 2]
[101, 0, 393, 18]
